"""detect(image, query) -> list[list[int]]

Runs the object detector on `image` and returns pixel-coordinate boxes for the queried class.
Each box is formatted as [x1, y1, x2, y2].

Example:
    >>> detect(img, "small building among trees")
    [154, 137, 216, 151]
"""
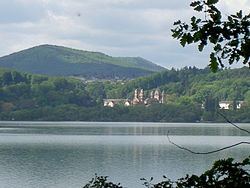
[219, 101, 245, 110]
[104, 88, 165, 107]
[103, 99, 131, 107]
[132, 88, 165, 105]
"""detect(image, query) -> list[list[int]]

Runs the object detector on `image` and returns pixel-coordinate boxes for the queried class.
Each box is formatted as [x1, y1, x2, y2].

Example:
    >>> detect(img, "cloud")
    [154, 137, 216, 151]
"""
[0, 0, 46, 24]
[218, 0, 250, 13]
[0, 0, 248, 69]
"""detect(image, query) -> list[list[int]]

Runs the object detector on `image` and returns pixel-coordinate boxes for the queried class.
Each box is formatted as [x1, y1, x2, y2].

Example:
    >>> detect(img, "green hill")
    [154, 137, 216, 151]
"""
[106, 66, 250, 103]
[0, 44, 165, 79]
[0, 66, 249, 122]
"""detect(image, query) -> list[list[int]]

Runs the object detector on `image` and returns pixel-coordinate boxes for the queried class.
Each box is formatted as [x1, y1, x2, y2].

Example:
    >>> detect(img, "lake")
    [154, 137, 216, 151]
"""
[0, 122, 249, 188]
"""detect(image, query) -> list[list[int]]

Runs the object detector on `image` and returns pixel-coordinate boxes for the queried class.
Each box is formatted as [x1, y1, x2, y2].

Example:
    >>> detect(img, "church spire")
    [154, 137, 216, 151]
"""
[139, 89, 144, 102]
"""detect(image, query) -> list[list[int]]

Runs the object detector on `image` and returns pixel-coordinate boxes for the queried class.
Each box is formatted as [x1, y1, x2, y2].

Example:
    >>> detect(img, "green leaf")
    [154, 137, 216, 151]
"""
[209, 35, 218, 44]
[214, 44, 222, 52]
[173, 20, 181, 25]
[191, 16, 196, 23]
[194, 5, 203, 11]
[207, 0, 219, 5]
[172, 30, 179, 38]
[228, 16, 233, 23]
[209, 52, 218, 72]
[208, 5, 221, 15]
[196, 18, 202, 23]
[198, 43, 205, 51]
[222, 30, 231, 40]
[193, 31, 202, 41]
[190, 1, 201, 7]
[180, 36, 187, 47]
[242, 157, 250, 165]
[228, 40, 239, 46]
[211, 13, 222, 22]
[243, 56, 249, 64]
[184, 24, 189, 30]
[237, 10, 243, 18]
[186, 33, 194, 44]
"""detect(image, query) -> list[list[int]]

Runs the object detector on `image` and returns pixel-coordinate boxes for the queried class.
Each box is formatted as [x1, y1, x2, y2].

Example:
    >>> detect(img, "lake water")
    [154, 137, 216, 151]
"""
[0, 122, 249, 188]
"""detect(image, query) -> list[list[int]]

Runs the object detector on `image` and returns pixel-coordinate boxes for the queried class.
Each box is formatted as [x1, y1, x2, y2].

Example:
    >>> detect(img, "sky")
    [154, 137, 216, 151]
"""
[0, 0, 249, 69]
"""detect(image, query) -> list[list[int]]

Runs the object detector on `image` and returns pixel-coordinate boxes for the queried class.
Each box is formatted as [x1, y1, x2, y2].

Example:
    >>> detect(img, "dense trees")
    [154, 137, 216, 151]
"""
[172, 0, 250, 72]
[0, 68, 96, 120]
[105, 66, 250, 103]
[0, 67, 249, 122]
[2, 102, 249, 122]
[0, 45, 163, 79]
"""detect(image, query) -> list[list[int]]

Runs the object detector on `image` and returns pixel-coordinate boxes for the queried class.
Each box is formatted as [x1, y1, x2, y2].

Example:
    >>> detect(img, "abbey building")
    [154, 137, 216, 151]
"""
[104, 88, 165, 107]
[132, 89, 165, 105]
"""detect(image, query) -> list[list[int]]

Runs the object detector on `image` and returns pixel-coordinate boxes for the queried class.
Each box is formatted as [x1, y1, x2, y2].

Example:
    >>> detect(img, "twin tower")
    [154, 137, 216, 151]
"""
[132, 88, 165, 105]
[104, 88, 165, 107]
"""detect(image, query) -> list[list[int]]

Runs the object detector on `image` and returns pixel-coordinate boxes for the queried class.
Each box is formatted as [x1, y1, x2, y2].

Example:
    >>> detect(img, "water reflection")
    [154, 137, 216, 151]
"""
[0, 122, 249, 136]
[0, 122, 249, 188]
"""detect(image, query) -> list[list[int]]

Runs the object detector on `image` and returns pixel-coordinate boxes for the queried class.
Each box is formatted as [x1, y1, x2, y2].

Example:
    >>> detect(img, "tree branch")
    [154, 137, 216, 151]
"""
[167, 132, 250, 155]
[217, 111, 250, 135]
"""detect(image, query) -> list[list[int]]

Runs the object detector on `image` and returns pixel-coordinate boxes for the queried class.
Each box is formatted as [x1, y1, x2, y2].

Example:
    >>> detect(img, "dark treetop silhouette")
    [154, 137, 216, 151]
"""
[172, 0, 250, 72]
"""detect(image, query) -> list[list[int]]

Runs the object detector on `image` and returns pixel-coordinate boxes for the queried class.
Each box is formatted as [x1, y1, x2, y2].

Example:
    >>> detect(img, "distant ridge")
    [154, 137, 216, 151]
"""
[0, 44, 165, 79]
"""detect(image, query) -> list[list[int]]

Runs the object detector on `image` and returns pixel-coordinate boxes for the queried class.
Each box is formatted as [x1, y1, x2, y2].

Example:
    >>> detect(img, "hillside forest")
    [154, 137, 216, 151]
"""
[0, 45, 165, 79]
[0, 66, 249, 122]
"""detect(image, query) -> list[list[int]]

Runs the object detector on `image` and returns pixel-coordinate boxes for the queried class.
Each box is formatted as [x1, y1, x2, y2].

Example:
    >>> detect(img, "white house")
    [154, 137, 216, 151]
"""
[103, 99, 131, 107]
[219, 101, 245, 110]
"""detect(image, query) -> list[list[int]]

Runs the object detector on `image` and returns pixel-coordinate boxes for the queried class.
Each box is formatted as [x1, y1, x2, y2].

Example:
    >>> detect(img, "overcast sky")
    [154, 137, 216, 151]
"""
[0, 0, 249, 69]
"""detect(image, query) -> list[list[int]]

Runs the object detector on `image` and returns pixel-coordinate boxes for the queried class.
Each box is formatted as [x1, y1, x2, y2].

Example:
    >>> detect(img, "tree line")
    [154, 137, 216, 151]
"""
[0, 66, 249, 122]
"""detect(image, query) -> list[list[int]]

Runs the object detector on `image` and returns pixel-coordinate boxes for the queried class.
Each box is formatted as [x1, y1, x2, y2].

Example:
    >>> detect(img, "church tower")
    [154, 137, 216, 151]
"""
[161, 90, 165, 104]
[134, 89, 139, 99]
[139, 89, 144, 102]
[132, 89, 140, 105]
[154, 88, 161, 101]
[150, 91, 154, 98]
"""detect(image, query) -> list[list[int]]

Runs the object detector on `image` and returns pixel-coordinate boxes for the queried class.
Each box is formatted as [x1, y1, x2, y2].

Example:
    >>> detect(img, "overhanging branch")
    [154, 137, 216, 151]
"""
[217, 111, 250, 135]
[167, 132, 250, 155]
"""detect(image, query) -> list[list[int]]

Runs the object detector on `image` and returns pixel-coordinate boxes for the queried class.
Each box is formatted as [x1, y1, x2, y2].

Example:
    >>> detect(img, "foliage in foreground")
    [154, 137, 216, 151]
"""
[83, 175, 123, 188]
[83, 156, 250, 188]
[172, 0, 250, 72]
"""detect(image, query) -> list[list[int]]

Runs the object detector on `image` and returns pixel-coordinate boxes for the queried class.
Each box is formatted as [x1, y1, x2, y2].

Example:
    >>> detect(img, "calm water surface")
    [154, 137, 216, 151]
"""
[0, 122, 249, 188]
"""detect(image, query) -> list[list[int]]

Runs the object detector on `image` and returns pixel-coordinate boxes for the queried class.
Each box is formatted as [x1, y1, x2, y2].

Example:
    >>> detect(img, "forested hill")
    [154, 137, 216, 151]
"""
[0, 66, 249, 122]
[0, 44, 165, 79]
[106, 66, 250, 103]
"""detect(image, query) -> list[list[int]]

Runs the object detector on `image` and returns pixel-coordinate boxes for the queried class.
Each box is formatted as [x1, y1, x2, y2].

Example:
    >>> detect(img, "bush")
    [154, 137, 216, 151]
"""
[83, 156, 250, 188]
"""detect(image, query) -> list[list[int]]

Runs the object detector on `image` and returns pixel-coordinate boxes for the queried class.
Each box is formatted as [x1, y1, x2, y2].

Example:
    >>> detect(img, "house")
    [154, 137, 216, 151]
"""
[219, 101, 245, 110]
[103, 99, 131, 107]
